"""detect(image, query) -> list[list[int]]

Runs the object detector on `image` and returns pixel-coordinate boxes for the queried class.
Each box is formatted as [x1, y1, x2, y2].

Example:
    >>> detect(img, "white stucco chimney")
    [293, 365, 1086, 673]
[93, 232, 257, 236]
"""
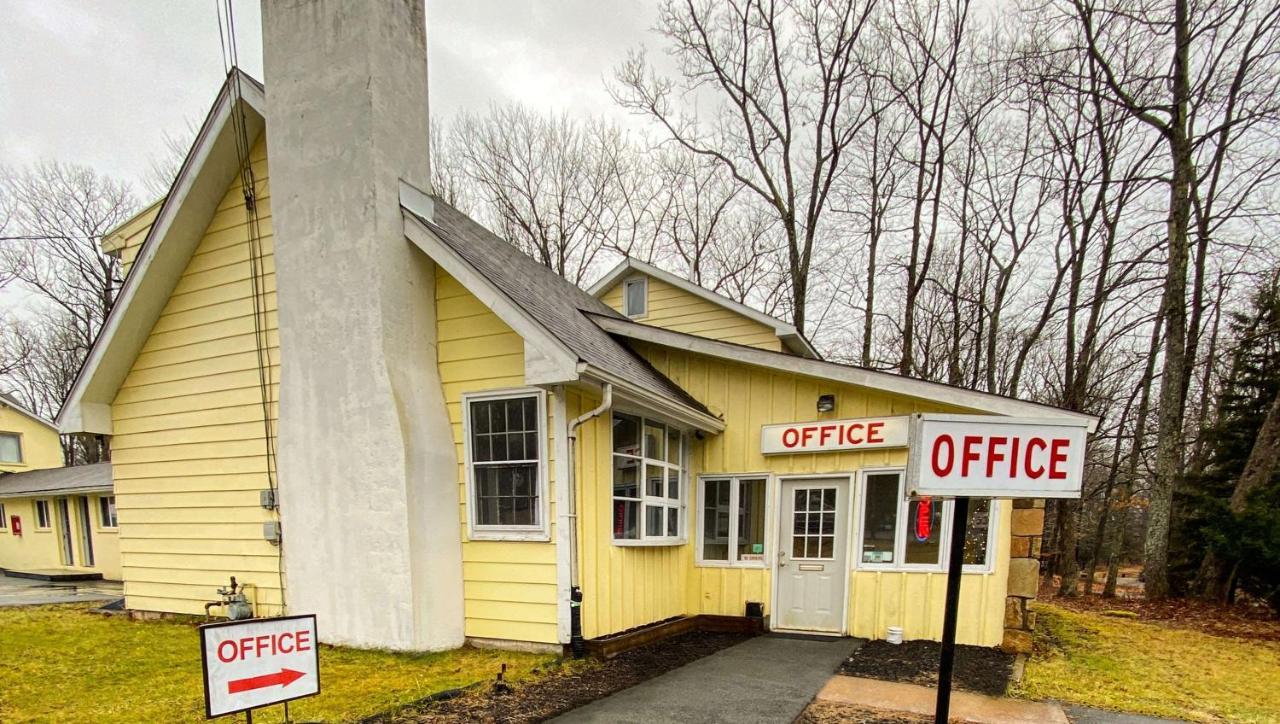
[261, 0, 463, 650]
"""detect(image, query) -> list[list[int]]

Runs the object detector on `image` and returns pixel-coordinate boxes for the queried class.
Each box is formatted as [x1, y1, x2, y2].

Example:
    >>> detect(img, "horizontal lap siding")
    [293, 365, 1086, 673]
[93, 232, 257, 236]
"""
[600, 275, 784, 351]
[572, 389, 689, 639]
[636, 343, 1008, 647]
[110, 139, 283, 617]
[436, 269, 560, 645]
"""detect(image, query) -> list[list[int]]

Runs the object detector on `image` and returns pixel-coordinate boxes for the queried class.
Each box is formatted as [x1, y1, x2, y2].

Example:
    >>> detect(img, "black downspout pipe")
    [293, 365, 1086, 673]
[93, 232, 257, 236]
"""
[570, 586, 585, 658]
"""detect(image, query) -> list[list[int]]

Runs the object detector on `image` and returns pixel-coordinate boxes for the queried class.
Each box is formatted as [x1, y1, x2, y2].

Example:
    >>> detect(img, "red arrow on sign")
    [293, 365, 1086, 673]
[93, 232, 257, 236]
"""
[227, 668, 306, 694]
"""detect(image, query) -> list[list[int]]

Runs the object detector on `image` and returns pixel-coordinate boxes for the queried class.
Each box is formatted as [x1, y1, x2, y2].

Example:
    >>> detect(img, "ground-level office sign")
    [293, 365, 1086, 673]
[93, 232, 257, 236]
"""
[760, 415, 909, 454]
[906, 413, 1089, 498]
[200, 614, 319, 718]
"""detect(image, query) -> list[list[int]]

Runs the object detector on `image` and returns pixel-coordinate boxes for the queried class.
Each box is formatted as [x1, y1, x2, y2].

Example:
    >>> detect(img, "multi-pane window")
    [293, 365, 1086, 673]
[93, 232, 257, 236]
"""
[0, 432, 21, 463]
[699, 476, 766, 566]
[623, 277, 647, 317]
[792, 488, 837, 559]
[35, 499, 50, 528]
[857, 469, 996, 571]
[612, 412, 685, 544]
[99, 496, 118, 528]
[465, 391, 545, 537]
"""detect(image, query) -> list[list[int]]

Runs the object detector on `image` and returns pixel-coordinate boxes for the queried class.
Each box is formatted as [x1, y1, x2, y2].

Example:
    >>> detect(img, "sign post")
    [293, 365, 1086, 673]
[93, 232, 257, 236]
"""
[906, 413, 1089, 724]
[200, 614, 320, 720]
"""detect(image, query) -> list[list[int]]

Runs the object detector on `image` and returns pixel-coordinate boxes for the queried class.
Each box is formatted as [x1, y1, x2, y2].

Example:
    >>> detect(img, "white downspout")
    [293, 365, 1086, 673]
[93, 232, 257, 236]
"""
[565, 383, 611, 656]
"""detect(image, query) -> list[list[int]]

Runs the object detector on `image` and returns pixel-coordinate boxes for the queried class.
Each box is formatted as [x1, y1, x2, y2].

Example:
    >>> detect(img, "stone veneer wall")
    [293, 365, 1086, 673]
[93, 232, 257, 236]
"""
[1002, 498, 1046, 653]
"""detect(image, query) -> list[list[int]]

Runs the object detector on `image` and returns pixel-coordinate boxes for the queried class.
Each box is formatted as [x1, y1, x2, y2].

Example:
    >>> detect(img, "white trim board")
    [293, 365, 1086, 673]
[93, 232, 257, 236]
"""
[587, 257, 820, 359]
[401, 206, 724, 434]
[0, 396, 57, 432]
[57, 70, 268, 434]
[589, 314, 1100, 432]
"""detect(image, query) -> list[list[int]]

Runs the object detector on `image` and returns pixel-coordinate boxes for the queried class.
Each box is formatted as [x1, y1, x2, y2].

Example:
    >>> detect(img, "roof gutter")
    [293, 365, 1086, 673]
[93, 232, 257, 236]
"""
[581, 364, 725, 434]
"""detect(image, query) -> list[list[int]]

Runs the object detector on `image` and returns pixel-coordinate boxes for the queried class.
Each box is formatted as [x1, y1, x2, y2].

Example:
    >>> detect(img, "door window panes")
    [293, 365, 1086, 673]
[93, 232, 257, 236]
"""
[792, 487, 836, 559]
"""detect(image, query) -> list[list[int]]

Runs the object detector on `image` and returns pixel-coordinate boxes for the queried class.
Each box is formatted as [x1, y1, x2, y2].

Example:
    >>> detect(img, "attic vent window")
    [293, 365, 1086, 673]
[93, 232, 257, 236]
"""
[623, 277, 647, 318]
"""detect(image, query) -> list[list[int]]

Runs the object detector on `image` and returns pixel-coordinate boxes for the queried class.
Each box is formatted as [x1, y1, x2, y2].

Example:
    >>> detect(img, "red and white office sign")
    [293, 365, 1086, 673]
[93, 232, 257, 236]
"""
[761, 415, 909, 455]
[906, 413, 1089, 498]
[200, 614, 320, 718]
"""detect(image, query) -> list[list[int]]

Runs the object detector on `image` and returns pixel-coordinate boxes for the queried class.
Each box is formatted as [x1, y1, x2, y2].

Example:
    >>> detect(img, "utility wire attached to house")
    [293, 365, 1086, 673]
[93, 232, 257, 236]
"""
[215, 0, 285, 614]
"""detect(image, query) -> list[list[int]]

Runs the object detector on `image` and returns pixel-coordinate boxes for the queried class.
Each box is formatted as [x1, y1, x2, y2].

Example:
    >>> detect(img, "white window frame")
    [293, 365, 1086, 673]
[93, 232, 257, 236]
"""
[695, 474, 770, 568]
[0, 431, 23, 464]
[98, 496, 118, 529]
[35, 499, 51, 529]
[854, 468, 998, 574]
[462, 387, 550, 542]
[611, 410, 688, 547]
[623, 276, 647, 318]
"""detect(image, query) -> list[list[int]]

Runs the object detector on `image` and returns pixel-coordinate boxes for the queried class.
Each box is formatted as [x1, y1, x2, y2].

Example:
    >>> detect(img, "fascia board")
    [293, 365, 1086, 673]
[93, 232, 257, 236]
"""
[401, 209, 580, 385]
[593, 315, 1100, 433]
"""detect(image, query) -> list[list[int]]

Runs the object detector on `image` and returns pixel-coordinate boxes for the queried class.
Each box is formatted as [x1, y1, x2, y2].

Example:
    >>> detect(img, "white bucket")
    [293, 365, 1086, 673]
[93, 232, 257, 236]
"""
[886, 626, 904, 645]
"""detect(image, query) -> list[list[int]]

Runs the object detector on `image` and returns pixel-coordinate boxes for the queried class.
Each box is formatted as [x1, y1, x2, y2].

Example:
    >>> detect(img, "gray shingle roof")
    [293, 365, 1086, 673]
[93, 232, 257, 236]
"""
[413, 201, 709, 414]
[0, 462, 112, 498]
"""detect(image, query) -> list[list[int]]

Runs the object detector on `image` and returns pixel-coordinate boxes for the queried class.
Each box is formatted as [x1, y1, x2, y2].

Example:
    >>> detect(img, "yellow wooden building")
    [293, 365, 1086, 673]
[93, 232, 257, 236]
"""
[0, 394, 120, 581]
[57, 1, 1092, 654]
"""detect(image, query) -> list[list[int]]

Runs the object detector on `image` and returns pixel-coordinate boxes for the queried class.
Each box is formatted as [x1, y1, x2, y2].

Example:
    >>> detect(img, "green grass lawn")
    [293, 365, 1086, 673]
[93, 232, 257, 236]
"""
[1016, 603, 1280, 723]
[0, 604, 561, 723]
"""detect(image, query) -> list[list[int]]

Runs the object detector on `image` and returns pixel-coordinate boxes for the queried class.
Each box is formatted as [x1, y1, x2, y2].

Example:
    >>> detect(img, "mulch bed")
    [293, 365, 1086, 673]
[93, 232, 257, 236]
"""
[838, 640, 1013, 697]
[1040, 578, 1280, 642]
[376, 629, 755, 723]
[798, 701, 929, 723]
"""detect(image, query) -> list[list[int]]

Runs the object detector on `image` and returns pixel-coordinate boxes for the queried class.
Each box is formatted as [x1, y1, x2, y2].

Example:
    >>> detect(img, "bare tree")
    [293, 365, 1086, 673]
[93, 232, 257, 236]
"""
[447, 104, 650, 285]
[0, 162, 137, 461]
[612, 0, 880, 334]
[1060, 0, 1280, 598]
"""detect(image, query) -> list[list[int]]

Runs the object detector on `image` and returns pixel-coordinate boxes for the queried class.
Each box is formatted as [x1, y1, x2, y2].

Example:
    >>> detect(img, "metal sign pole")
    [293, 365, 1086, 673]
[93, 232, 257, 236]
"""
[935, 496, 970, 724]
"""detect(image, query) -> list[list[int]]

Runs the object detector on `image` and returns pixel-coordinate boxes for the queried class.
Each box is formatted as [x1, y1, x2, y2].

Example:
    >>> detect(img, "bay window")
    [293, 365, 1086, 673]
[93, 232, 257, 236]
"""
[612, 412, 686, 544]
[697, 476, 767, 566]
[857, 469, 996, 571]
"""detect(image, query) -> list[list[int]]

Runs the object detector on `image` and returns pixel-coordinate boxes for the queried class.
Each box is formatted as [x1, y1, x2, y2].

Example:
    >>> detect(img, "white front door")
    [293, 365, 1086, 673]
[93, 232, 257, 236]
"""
[775, 477, 849, 633]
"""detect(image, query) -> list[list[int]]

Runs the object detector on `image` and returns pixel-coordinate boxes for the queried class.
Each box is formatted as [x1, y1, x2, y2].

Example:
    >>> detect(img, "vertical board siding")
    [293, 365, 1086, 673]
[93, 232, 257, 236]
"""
[600, 276, 784, 351]
[627, 342, 1009, 646]
[436, 269, 560, 644]
[110, 138, 285, 616]
[571, 389, 690, 640]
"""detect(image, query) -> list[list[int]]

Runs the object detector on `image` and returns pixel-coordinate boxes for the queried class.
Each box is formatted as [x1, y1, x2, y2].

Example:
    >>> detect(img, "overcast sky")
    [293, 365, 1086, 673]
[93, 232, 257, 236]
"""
[0, 0, 661, 191]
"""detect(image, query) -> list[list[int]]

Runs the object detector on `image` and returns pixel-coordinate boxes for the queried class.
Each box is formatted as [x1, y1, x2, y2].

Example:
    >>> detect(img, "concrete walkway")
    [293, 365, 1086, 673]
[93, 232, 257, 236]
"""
[817, 675, 1069, 723]
[0, 574, 123, 607]
[553, 634, 860, 724]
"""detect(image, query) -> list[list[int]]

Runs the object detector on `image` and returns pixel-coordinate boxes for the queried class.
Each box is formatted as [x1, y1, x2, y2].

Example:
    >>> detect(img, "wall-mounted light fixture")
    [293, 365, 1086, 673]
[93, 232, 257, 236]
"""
[817, 394, 836, 413]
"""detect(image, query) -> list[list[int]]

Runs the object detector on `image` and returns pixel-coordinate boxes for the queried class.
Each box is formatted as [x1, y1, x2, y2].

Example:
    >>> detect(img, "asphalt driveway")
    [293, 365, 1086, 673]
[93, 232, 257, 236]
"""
[552, 634, 860, 724]
[0, 573, 122, 606]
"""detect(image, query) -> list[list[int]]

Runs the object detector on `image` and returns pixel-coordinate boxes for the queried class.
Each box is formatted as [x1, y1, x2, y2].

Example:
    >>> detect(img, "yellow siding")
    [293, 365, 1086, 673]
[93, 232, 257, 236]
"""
[0, 404, 62, 473]
[575, 342, 1009, 646]
[600, 275, 784, 351]
[436, 268, 561, 644]
[571, 389, 690, 639]
[0, 494, 121, 580]
[102, 198, 163, 278]
[110, 137, 283, 617]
